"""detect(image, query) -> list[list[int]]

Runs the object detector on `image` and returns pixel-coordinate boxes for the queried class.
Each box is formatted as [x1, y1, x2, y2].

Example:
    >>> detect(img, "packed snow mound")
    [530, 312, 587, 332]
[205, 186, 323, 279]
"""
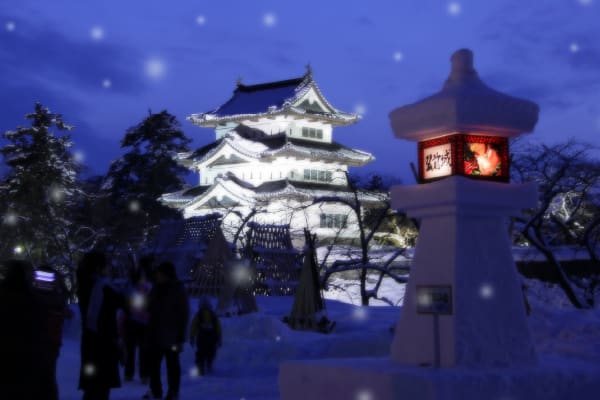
[222, 313, 291, 340]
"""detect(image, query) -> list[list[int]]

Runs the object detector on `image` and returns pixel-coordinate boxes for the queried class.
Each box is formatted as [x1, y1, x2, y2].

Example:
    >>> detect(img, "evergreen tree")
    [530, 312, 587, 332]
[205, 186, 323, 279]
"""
[105, 110, 191, 245]
[0, 102, 81, 264]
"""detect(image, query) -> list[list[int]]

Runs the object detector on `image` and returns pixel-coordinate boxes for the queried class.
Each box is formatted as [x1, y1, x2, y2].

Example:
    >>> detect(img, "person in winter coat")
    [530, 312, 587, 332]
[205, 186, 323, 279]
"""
[123, 255, 153, 383]
[77, 251, 126, 400]
[143, 262, 189, 400]
[0, 259, 49, 400]
[189, 296, 222, 375]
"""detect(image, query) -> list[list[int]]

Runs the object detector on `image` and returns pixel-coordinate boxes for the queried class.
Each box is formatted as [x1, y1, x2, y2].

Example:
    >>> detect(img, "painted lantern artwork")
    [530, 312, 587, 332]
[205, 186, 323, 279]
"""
[418, 134, 509, 182]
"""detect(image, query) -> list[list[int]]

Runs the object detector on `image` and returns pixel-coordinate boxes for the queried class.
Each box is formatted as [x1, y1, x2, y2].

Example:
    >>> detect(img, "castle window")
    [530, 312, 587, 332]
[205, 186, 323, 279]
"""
[302, 127, 323, 139]
[320, 214, 348, 229]
[303, 169, 333, 183]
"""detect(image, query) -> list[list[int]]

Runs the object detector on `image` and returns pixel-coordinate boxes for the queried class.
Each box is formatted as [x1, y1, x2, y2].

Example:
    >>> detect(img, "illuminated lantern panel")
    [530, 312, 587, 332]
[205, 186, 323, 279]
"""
[418, 134, 509, 183]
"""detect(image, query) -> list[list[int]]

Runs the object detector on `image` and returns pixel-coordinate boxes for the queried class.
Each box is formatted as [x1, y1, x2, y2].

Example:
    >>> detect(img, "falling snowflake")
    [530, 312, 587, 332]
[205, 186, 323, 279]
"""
[263, 13, 277, 27]
[50, 185, 65, 203]
[393, 51, 404, 62]
[90, 26, 104, 41]
[102, 78, 112, 89]
[129, 200, 141, 213]
[275, 335, 281, 342]
[354, 103, 367, 115]
[13, 245, 23, 255]
[130, 293, 146, 310]
[569, 42, 580, 53]
[3, 212, 18, 226]
[417, 292, 432, 307]
[352, 307, 368, 321]
[447, 2, 462, 16]
[189, 366, 200, 378]
[5, 21, 16, 32]
[145, 58, 167, 80]
[479, 283, 494, 299]
[355, 388, 374, 400]
[73, 150, 86, 163]
[83, 363, 96, 376]
[196, 15, 206, 26]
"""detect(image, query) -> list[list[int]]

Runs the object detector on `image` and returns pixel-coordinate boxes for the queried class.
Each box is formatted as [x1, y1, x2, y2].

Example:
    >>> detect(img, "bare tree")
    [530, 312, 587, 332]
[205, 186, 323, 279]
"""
[512, 140, 600, 308]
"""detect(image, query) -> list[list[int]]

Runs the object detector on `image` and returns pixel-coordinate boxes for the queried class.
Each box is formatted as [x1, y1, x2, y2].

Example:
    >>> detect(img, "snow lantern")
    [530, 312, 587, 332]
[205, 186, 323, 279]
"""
[390, 49, 539, 183]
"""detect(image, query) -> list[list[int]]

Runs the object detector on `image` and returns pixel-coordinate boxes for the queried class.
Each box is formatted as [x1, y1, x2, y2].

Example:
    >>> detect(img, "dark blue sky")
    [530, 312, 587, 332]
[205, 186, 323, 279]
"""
[1, 0, 599, 184]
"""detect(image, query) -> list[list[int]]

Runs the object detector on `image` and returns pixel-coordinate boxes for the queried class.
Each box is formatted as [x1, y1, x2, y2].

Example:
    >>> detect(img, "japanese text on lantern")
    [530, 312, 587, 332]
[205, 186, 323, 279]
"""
[423, 143, 453, 179]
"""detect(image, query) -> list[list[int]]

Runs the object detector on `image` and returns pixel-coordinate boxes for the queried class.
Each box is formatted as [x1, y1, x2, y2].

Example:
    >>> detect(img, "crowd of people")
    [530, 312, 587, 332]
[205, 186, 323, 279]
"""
[0, 251, 223, 400]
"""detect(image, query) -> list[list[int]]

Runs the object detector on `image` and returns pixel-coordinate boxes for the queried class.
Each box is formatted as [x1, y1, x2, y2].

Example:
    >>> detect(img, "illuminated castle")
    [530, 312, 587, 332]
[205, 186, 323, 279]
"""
[161, 69, 380, 242]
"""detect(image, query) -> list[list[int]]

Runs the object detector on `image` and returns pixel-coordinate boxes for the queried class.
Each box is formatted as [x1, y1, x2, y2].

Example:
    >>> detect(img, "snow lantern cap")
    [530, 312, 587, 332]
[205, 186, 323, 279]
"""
[389, 48, 540, 141]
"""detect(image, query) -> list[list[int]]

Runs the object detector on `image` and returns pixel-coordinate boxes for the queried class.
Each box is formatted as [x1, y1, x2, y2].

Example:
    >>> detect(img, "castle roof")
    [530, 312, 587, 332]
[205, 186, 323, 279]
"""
[176, 131, 373, 167]
[188, 71, 359, 127]
[160, 173, 383, 209]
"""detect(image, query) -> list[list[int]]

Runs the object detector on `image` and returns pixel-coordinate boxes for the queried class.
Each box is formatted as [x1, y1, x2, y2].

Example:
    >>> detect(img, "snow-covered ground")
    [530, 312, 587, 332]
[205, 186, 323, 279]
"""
[56, 279, 600, 400]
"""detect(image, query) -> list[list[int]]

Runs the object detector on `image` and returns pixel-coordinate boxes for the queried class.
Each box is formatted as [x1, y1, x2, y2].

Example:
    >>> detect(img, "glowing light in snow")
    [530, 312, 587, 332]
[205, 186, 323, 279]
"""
[354, 103, 367, 115]
[74, 150, 86, 163]
[129, 200, 141, 213]
[355, 388, 374, 400]
[90, 26, 104, 41]
[5, 21, 16, 32]
[569, 42, 580, 53]
[3, 212, 18, 226]
[263, 13, 277, 27]
[83, 363, 96, 376]
[393, 51, 404, 62]
[352, 307, 368, 321]
[145, 58, 167, 80]
[479, 283, 494, 299]
[196, 15, 206, 26]
[447, 2, 462, 16]
[50, 186, 65, 203]
[102, 78, 112, 89]
[13, 245, 23, 255]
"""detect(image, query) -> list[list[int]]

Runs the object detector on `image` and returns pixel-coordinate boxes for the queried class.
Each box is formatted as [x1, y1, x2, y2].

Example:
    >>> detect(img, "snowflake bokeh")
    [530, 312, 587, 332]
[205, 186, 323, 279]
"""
[90, 26, 105, 41]
[13, 245, 23, 255]
[189, 366, 200, 378]
[50, 185, 65, 203]
[352, 306, 368, 321]
[354, 103, 367, 115]
[447, 2, 462, 16]
[569, 42, 580, 53]
[73, 150, 86, 163]
[130, 292, 147, 310]
[102, 78, 112, 89]
[393, 51, 404, 62]
[479, 283, 494, 299]
[128, 200, 141, 213]
[263, 13, 277, 27]
[3, 212, 18, 226]
[196, 15, 206, 26]
[83, 363, 96, 376]
[355, 388, 374, 400]
[5, 21, 16, 32]
[145, 58, 167, 80]
[577, 0, 593, 5]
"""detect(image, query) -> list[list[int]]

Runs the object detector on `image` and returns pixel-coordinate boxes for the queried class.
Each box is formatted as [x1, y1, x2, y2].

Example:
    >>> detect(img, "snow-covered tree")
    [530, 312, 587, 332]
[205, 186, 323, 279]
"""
[104, 110, 191, 246]
[0, 102, 81, 264]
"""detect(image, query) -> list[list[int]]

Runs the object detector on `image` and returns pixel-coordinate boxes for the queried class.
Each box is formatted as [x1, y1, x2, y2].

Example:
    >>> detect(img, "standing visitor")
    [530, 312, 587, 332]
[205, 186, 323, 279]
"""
[123, 256, 153, 383]
[77, 251, 125, 400]
[189, 296, 222, 375]
[143, 262, 189, 400]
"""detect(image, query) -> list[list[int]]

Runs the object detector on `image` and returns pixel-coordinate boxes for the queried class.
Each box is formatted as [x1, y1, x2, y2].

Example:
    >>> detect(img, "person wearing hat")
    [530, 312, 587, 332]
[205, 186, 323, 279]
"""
[143, 262, 189, 400]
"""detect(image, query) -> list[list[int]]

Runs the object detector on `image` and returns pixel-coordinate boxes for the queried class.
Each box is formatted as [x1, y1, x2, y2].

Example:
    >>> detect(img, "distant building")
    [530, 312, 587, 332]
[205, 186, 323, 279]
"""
[161, 69, 382, 244]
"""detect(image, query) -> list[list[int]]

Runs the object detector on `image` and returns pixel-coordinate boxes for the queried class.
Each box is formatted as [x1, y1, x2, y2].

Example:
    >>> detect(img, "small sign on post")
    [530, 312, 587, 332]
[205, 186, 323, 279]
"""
[416, 285, 453, 369]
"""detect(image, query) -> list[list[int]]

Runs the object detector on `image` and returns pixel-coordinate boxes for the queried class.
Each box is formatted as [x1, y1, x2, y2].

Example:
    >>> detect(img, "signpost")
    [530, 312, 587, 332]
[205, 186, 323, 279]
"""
[416, 285, 453, 368]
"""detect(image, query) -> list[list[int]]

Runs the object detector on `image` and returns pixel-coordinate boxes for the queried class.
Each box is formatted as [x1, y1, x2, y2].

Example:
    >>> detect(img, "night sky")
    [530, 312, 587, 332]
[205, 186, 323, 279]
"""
[1, 0, 599, 184]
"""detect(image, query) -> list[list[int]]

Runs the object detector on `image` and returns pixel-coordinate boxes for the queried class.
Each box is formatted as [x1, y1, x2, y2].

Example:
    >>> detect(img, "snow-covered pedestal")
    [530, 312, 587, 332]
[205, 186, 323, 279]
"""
[389, 176, 537, 367]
